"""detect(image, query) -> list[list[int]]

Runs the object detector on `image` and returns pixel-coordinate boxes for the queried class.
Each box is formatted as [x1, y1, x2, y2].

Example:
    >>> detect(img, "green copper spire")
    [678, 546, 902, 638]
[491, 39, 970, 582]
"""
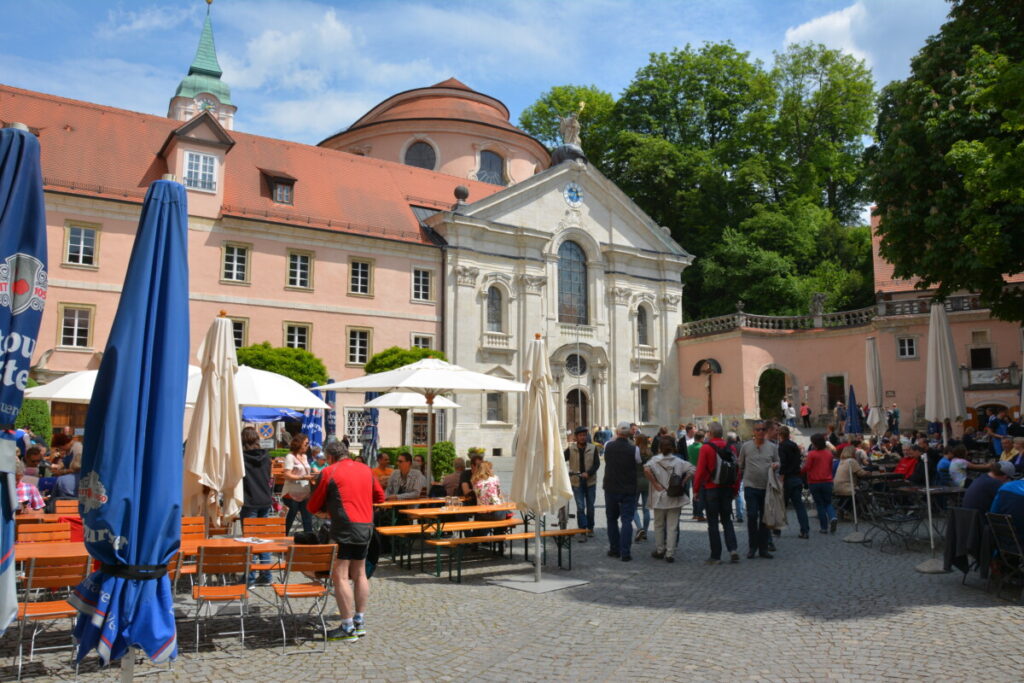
[174, 5, 232, 105]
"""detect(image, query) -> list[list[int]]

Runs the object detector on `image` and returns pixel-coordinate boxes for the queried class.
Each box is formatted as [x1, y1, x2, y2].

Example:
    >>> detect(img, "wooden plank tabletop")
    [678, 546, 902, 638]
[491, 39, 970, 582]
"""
[374, 497, 448, 509]
[14, 536, 293, 561]
[401, 503, 517, 518]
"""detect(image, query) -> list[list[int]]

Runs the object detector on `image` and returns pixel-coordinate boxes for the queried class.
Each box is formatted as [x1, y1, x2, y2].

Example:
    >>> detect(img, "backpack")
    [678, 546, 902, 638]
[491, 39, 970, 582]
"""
[712, 444, 738, 487]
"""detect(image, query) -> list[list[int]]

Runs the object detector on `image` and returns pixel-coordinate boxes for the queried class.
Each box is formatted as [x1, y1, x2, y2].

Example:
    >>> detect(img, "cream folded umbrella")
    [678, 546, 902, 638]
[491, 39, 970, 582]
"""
[865, 337, 887, 437]
[183, 316, 244, 526]
[510, 335, 573, 582]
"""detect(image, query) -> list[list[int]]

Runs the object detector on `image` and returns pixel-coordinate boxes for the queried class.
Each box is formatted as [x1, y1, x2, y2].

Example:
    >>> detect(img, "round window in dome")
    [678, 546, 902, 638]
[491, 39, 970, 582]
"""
[404, 141, 436, 170]
[566, 354, 587, 377]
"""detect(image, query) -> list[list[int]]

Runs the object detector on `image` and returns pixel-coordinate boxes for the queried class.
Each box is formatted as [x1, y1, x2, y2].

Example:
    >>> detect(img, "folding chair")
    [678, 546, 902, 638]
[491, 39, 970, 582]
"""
[15, 554, 90, 680]
[53, 500, 78, 515]
[271, 544, 336, 652]
[16, 522, 71, 543]
[985, 513, 1024, 601]
[241, 517, 287, 579]
[863, 491, 920, 552]
[192, 545, 252, 652]
[175, 517, 207, 588]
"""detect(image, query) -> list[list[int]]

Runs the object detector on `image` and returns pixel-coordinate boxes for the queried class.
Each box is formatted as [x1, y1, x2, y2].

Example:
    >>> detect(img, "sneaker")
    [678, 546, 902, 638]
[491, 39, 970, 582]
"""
[767, 543, 777, 552]
[665, 556, 675, 564]
[746, 550, 757, 559]
[607, 549, 620, 558]
[587, 529, 594, 538]
[830, 517, 838, 534]
[326, 624, 358, 643]
[621, 555, 632, 562]
[651, 550, 665, 559]
[759, 552, 774, 559]
[353, 617, 366, 637]
[730, 552, 740, 564]
[798, 532, 809, 539]
[705, 558, 720, 566]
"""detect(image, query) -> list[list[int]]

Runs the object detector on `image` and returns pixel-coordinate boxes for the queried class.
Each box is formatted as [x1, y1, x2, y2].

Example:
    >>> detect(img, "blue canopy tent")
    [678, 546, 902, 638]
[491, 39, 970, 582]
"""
[241, 407, 302, 423]
[847, 385, 862, 435]
[70, 179, 189, 666]
[0, 124, 48, 637]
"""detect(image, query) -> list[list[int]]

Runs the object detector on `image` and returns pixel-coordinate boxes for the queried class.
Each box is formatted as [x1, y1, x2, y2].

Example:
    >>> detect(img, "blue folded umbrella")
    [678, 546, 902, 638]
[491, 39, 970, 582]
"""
[70, 179, 189, 665]
[301, 382, 325, 448]
[847, 385, 862, 435]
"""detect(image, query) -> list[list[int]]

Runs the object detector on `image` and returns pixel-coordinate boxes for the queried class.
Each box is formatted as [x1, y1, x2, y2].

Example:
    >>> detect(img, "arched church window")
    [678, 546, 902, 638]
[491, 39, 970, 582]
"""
[557, 241, 588, 325]
[486, 286, 503, 332]
[637, 305, 649, 346]
[478, 150, 506, 185]
[404, 141, 436, 170]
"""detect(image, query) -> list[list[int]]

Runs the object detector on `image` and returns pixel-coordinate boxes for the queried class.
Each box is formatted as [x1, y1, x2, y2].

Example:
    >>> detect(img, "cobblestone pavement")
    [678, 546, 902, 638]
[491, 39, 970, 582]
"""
[5, 456, 1024, 681]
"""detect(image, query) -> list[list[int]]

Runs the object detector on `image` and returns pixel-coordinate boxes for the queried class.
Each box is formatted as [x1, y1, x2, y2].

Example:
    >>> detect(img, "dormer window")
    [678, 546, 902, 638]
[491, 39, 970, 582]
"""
[478, 150, 506, 185]
[273, 181, 293, 205]
[184, 151, 217, 191]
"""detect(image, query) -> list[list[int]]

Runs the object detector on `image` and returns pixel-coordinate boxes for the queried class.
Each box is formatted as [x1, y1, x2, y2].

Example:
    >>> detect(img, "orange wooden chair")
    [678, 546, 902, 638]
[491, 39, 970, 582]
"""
[15, 554, 90, 678]
[175, 517, 207, 588]
[192, 545, 252, 652]
[53, 500, 79, 515]
[241, 516, 288, 578]
[16, 522, 71, 543]
[271, 544, 336, 651]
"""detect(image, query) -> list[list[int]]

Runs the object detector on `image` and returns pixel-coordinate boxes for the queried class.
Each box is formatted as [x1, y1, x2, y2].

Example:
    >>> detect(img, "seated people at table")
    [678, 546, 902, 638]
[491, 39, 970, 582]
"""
[371, 453, 393, 487]
[441, 457, 466, 497]
[385, 452, 427, 500]
[894, 445, 921, 480]
[63, 435, 83, 472]
[833, 446, 867, 499]
[22, 445, 50, 478]
[471, 460, 505, 521]
[1002, 437, 1024, 469]
[310, 447, 326, 473]
[990, 477, 1024, 538]
[459, 453, 484, 506]
[963, 462, 1014, 514]
[15, 459, 45, 512]
[936, 447, 954, 486]
[948, 444, 988, 487]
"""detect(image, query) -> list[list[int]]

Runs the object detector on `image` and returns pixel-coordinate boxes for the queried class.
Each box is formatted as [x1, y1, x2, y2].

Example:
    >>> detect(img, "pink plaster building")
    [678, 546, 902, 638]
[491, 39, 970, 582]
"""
[676, 214, 1023, 435]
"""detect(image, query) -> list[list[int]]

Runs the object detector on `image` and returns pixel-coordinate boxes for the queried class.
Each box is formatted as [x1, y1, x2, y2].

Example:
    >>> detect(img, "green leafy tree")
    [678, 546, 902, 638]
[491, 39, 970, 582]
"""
[236, 342, 327, 387]
[363, 346, 446, 375]
[16, 379, 51, 443]
[518, 85, 617, 164]
[868, 0, 1024, 322]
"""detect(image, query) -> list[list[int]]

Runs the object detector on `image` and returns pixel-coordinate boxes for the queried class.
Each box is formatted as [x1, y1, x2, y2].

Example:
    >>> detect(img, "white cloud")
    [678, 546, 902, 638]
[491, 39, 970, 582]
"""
[784, 2, 871, 65]
[96, 5, 192, 40]
[248, 93, 378, 142]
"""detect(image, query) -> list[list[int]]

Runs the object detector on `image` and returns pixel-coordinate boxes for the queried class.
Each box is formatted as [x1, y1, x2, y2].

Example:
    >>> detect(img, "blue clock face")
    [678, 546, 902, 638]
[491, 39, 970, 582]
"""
[564, 182, 583, 207]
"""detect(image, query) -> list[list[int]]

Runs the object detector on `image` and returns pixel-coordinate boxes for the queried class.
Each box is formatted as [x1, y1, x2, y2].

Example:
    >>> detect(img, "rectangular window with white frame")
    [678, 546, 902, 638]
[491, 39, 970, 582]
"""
[347, 328, 371, 365]
[230, 318, 248, 349]
[897, 337, 917, 359]
[222, 243, 250, 283]
[273, 181, 293, 205]
[64, 223, 99, 267]
[285, 323, 310, 351]
[287, 250, 312, 289]
[412, 268, 433, 301]
[349, 258, 373, 296]
[183, 151, 217, 191]
[58, 304, 93, 348]
[411, 334, 433, 350]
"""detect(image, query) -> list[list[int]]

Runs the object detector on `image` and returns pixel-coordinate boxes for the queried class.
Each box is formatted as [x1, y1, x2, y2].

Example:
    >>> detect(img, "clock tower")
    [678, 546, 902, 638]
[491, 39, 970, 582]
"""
[167, 1, 236, 130]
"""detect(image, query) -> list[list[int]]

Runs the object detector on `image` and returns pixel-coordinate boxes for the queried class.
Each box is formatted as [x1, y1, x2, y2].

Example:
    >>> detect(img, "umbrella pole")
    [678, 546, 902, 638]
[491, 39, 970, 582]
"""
[916, 451, 947, 573]
[120, 649, 134, 681]
[426, 394, 434, 486]
[535, 517, 542, 582]
[844, 459, 867, 544]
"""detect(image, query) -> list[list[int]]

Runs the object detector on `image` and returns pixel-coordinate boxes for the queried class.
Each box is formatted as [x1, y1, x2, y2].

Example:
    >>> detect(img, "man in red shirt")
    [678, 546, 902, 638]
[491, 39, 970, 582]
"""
[693, 422, 742, 564]
[308, 440, 385, 642]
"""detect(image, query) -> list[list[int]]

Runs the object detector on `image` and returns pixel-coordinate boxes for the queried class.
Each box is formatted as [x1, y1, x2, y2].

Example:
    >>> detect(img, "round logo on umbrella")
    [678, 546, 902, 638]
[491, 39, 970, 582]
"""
[0, 253, 47, 315]
[79, 471, 110, 512]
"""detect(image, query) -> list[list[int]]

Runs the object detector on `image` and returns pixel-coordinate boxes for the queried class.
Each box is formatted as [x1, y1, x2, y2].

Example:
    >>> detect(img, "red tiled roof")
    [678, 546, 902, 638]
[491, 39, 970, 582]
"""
[0, 84, 501, 245]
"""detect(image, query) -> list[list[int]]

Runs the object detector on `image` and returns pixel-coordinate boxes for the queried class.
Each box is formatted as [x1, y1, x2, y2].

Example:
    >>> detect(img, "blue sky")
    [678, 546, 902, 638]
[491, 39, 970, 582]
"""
[0, 0, 950, 145]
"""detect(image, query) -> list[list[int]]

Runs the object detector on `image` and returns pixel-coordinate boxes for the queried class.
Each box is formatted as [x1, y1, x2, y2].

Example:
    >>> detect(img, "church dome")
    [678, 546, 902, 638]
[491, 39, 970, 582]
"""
[319, 78, 549, 185]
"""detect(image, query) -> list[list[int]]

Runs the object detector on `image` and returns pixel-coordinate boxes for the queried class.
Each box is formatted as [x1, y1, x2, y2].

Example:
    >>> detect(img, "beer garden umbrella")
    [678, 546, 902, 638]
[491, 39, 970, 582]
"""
[69, 178, 190, 667]
[0, 124, 48, 638]
[865, 337, 887, 437]
[318, 359, 525, 479]
[182, 315, 243, 526]
[846, 385, 862, 435]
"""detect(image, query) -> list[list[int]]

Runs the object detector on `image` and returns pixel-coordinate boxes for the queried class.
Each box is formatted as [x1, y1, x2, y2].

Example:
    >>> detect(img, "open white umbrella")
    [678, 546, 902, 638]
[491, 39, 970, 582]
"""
[319, 359, 525, 478]
[359, 392, 460, 410]
[865, 337, 886, 437]
[509, 335, 573, 582]
[24, 366, 201, 403]
[918, 301, 965, 574]
[185, 365, 330, 410]
[182, 316, 244, 526]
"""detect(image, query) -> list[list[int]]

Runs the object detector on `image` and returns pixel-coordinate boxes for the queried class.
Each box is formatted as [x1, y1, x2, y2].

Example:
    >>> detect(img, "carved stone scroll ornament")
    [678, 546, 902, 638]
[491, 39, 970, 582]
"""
[454, 265, 479, 287]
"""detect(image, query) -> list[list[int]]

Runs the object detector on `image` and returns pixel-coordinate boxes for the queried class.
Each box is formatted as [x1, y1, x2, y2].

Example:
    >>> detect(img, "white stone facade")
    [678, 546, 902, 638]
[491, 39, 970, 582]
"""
[432, 159, 691, 456]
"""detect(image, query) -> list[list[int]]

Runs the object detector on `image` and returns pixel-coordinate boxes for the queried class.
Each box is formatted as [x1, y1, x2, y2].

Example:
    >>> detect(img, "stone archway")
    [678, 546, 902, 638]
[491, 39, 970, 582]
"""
[566, 388, 589, 432]
[757, 369, 787, 420]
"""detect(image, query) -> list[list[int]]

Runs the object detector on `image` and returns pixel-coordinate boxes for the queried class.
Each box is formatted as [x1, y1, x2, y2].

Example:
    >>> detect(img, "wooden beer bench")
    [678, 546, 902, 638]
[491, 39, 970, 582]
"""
[427, 528, 588, 583]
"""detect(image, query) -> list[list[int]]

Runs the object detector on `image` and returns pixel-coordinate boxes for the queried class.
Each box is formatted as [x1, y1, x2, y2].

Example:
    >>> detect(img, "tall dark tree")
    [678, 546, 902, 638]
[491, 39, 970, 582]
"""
[868, 0, 1024, 322]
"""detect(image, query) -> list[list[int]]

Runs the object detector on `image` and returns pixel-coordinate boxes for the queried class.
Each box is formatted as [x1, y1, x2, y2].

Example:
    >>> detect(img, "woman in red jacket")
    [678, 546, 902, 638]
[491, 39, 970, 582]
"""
[801, 433, 837, 534]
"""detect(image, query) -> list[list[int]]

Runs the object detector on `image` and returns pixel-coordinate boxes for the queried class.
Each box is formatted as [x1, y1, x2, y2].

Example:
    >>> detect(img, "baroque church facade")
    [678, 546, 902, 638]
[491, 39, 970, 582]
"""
[3, 10, 688, 455]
